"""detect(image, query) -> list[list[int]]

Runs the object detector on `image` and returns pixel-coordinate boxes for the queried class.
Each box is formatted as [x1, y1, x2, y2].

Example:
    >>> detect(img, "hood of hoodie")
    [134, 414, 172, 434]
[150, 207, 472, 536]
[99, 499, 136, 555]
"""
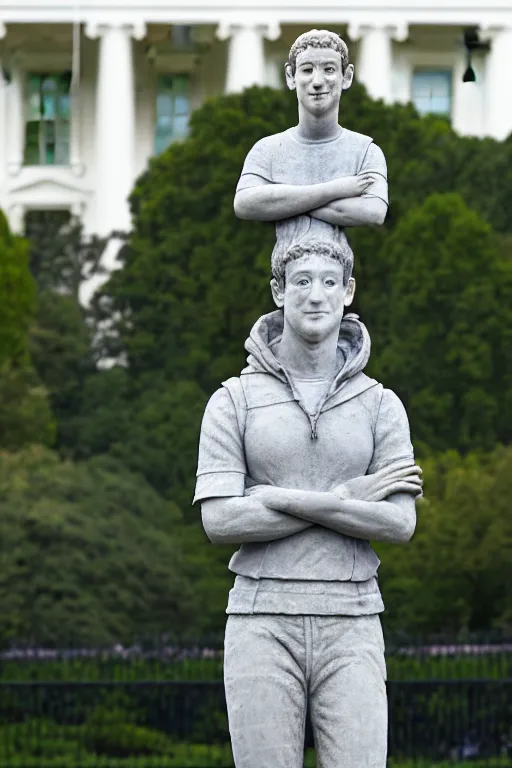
[243, 309, 371, 398]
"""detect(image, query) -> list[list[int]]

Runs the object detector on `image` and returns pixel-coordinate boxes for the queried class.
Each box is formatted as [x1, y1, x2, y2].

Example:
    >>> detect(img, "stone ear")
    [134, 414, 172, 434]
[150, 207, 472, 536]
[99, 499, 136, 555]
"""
[344, 277, 356, 306]
[285, 63, 296, 91]
[270, 278, 285, 308]
[342, 63, 355, 91]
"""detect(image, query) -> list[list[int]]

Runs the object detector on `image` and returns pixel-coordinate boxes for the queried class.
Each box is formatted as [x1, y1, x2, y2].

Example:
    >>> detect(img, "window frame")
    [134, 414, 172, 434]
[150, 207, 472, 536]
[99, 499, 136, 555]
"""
[24, 71, 71, 166]
[154, 72, 190, 156]
[411, 68, 453, 119]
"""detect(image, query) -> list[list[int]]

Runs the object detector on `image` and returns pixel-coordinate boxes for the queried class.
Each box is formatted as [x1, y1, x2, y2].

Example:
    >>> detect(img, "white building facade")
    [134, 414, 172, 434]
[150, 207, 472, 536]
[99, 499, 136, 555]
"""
[1, 0, 512, 250]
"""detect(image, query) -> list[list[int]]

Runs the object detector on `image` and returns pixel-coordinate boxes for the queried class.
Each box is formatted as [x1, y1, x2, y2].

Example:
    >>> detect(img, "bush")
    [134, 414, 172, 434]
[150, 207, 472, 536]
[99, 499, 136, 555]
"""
[0, 447, 199, 646]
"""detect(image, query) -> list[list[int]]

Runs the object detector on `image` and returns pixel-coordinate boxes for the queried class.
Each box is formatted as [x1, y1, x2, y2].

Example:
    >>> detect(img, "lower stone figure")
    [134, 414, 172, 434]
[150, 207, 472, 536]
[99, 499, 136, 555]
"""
[194, 235, 422, 768]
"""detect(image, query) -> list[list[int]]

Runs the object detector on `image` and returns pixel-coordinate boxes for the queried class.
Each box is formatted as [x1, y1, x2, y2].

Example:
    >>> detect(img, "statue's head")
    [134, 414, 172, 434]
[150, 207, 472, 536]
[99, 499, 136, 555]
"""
[271, 237, 355, 343]
[285, 30, 354, 117]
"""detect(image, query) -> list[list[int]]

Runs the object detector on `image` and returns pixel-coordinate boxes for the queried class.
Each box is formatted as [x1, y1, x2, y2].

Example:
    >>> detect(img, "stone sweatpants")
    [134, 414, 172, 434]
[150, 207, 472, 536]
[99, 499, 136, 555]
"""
[224, 614, 387, 768]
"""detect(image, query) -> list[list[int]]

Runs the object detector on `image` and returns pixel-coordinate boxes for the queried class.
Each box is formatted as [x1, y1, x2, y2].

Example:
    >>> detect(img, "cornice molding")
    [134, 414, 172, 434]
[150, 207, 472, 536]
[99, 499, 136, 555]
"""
[216, 20, 281, 42]
[347, 21, 409, 42]
[85, 21, 147, 40]
[0, 2, 511, 29]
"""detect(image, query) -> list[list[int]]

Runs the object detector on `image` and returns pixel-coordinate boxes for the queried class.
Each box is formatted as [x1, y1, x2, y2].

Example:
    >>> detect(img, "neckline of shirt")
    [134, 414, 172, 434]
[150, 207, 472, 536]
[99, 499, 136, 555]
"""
[291, 375, 332, 383]
[288, 125, 344, 146]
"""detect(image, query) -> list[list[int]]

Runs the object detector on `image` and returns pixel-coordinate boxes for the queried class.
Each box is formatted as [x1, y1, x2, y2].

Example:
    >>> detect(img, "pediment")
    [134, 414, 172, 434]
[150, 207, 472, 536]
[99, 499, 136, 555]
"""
[9, 176, 92, 200]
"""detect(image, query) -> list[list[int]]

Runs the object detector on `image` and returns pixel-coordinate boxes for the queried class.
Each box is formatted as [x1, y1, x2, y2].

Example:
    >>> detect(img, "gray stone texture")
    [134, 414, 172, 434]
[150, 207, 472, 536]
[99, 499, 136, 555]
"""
[224, 614, 387, 768]
[195, 28, 421, 768]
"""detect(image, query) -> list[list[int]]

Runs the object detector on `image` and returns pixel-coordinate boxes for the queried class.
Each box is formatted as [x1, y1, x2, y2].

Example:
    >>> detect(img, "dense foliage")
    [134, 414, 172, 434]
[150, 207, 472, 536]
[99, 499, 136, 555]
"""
[377, 446, 512, 633]
[0, 210, 36, 365]
[1, 82, 511, 643]
[0, 447, 197, 645]
[374, 193, 512, 453]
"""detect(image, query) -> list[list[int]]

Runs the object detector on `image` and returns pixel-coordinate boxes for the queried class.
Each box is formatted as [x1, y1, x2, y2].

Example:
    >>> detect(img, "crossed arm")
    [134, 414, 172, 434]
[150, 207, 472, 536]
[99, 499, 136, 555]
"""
[201, 460, 421, 547]
[234, 174, 387, 228]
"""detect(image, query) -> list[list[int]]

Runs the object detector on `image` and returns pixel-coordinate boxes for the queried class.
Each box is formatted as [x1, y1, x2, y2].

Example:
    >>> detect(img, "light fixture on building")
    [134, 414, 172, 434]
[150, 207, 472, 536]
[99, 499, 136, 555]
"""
[462, 27, 490, 83]
[463, 61, 476, 82]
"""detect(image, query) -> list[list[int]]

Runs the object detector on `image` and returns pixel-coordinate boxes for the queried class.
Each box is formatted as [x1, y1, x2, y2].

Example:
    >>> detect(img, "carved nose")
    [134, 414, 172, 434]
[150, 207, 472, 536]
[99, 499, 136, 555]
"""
[309, 282, 324, 302]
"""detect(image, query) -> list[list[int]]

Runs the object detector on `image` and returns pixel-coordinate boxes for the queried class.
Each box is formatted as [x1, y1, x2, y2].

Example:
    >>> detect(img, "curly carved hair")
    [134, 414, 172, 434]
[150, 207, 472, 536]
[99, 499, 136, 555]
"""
[287, 30, 350, 75]
[272, 237, 354, 288]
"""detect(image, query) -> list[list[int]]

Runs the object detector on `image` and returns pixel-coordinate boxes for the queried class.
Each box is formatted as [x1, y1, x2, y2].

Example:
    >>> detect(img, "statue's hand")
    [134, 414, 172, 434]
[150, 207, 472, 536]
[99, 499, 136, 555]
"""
[332, 460, 422, 503]
[333, 173, 374, 199]
[245, 484, 283, 508]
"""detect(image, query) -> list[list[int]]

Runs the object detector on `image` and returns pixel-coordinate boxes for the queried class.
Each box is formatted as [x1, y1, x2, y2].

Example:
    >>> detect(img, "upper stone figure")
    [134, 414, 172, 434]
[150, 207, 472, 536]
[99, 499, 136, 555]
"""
[233, 29, 388, 250]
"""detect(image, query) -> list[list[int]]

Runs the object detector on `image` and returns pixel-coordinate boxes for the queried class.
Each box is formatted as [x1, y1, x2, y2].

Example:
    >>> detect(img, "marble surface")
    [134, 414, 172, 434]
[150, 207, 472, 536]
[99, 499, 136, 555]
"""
[234, 29, 389, 237]
[195, 29, 421, 768]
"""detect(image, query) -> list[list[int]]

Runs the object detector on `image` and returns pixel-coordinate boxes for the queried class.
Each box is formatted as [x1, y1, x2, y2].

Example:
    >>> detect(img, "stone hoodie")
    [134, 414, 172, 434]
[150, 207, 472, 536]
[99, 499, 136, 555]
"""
[195, 310, 414, 585]
[241, 309, 373, 440]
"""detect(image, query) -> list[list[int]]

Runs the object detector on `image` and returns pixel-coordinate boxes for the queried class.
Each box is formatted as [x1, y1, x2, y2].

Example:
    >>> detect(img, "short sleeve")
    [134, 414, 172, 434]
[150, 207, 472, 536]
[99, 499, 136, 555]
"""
[367, 388, 414, 474]
[236, 138, 274, 192]
[193, 387, 247, 504]
[360, 143, 388, 205]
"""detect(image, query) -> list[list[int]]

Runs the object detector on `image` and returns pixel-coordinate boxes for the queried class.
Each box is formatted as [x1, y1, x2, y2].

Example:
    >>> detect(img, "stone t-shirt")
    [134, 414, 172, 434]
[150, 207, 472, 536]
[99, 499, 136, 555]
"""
[236, 126, 388, 204]
[193, 380, 415, 616]
[290, 376, 331, 417]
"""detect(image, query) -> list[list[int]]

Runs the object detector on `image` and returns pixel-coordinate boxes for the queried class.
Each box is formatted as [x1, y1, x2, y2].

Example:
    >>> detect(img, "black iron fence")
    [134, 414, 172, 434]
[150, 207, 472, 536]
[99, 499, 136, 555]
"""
[0, 678, 511, 766]
[2, 634, 512, 683]
[0, 635, 511, 767]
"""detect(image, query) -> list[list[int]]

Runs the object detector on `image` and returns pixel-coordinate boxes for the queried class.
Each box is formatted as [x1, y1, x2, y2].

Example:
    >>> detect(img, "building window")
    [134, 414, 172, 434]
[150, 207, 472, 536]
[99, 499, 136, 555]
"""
[154, 74, 190, 155]
[24, 73, 71, 166]
[411, 70, 452, 118]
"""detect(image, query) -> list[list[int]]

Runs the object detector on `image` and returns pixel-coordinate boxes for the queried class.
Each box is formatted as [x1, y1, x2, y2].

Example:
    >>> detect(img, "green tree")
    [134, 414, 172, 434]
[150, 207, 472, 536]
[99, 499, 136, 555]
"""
[0, 447, 198, 645]
[29, 291, 95, 452]
[24, 211, 107, 453]
[0, 210, 36, 365]
[69, 372, 208, 512]
[372, 193, 512, 453]
[0, 365, 55, 450]
[0, 210, 55, 450]
[25, 210, 107, 300]
[377, 446, 512, 633]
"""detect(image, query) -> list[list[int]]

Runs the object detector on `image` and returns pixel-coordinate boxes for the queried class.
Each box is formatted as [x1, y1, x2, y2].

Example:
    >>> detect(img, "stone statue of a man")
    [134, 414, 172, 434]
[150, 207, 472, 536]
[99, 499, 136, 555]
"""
[194, 233, 422, 768]
[234, 29, 388, 247]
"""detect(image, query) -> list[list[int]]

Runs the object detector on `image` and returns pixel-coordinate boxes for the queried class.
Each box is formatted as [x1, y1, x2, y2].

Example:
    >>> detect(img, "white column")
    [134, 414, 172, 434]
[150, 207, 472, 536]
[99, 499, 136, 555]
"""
[483, 28, 512, 141]
[217, 21, 281, 94]
[6, 61, 25, 177]
[452, 54, 485, 138]
[7, 204, 24, 234]
[70, 23, 85, 176]
[348, 22, 408, 104]
[86, 22, 146, 238]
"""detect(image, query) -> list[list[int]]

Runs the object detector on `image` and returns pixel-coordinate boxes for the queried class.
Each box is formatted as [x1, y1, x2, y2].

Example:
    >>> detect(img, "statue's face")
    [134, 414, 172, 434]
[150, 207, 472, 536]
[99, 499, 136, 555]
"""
[287, 46, 353, 116]
[273, 254, 355, 344]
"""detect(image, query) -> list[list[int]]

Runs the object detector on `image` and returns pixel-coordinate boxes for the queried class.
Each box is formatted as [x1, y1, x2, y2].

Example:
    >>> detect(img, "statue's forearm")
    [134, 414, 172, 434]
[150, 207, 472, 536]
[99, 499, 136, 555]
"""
[234, 178, 355, 221]
[201, 496, 312, 545]
[310, 196, 387, 227]
[258, 486, 415, 544]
